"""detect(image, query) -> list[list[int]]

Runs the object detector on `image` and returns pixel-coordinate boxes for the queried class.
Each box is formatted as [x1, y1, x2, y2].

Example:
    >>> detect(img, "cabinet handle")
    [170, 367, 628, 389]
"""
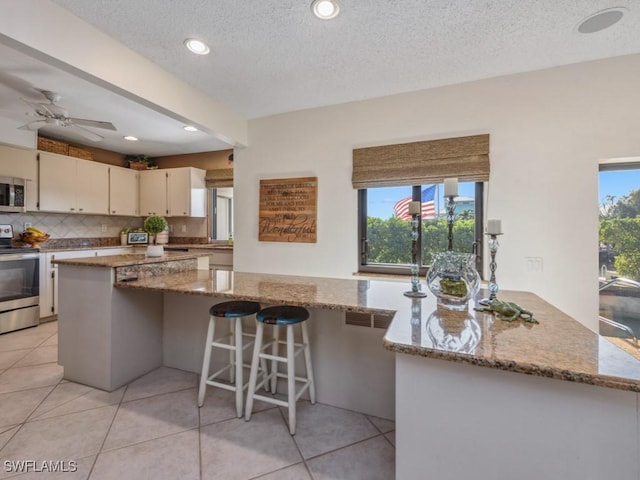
[112, 210, 116, 214]
[70, 208, 75, 211]
[79, 208, 84, 211]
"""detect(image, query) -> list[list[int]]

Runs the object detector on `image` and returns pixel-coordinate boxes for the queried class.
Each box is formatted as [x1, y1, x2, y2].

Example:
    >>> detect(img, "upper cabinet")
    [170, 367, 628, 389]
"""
[39, 151, 109, 214]
[139, 167, 206, 217]
[0, 143, 38, 211]
[109, 166, 139, 216]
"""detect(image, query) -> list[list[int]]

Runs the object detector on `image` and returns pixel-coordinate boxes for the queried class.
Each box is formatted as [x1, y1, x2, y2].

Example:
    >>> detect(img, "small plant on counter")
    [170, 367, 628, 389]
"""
[143, 215, 168, 241]
[119, 227, 130, 235]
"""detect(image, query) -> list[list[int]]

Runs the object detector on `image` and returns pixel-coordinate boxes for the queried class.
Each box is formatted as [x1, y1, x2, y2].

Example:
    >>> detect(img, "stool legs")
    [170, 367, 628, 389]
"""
[286, 325, 296, 434]
[198, 315, 216, 407]
[234, 317, 244, 418]
[301, 322, 316, 404]
[245, 322, 264, 422]
[245, 320, 315, 435]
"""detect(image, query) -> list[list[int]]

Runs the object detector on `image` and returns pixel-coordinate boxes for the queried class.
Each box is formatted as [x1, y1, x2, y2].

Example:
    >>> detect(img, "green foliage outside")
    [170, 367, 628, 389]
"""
[367, 217, 475, 265]
[600, 188, 640, 280]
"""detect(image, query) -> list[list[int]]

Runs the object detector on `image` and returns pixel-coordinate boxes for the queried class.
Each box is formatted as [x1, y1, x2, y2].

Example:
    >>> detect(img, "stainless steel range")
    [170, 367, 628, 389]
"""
[0, 224, 39, 334]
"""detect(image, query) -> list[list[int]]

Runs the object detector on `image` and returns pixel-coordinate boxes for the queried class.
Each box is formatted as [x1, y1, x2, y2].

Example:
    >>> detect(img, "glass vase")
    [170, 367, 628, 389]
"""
[426, 251, 480, 311]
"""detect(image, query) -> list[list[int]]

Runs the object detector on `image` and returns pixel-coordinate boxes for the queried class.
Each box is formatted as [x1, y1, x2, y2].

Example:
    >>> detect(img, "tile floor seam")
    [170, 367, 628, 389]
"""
[2, 350, 33, 371]
[382, 431, 395, 448]
[120, 384, 198, 404]
[364, 413, 391, 435]
[25, 384, 104, 422]
[0, 369, 64, 455]
[87, 383, 129, 479]
[20, 377, 63, 423]
[302, 431, 387, 463]
[275, 404, 318, 479]
[198, 404, 278, 429]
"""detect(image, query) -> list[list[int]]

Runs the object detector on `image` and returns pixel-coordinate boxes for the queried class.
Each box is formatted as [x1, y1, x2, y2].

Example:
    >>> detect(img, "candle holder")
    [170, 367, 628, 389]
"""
[446, 195, 456, 251]
[405, 209, 427, 298]
[479, 233, 502, 306]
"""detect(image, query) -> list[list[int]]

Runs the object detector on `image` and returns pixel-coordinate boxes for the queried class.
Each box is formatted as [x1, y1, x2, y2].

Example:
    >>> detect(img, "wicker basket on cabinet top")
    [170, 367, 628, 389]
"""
[68, 146, 93, 160]
[37, 137, 68, 155]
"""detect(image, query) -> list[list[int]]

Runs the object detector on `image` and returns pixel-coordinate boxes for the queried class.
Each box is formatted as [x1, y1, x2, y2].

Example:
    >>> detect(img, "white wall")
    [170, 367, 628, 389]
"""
[235, 54, 640, 331]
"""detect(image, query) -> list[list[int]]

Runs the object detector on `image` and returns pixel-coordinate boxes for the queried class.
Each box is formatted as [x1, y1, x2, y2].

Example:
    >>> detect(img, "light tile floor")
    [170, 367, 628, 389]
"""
[0, 321, 395, 479]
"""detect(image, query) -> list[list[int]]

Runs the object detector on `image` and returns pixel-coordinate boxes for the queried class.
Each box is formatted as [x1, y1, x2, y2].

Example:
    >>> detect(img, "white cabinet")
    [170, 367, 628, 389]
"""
[40, 247, 132, 317]
[139, 169, 167, 216]
[39, 151, 109, 214]
[189, 248, 233, 272]
[109, 166, 139, 216]
[0, 144, 38, 211]
[139, 167, 206, 217]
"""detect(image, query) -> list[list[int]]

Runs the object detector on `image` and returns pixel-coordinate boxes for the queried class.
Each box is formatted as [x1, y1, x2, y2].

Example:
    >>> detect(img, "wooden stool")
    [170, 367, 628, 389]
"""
[245, 305, 316, 435]
[197, 300, 266, 417]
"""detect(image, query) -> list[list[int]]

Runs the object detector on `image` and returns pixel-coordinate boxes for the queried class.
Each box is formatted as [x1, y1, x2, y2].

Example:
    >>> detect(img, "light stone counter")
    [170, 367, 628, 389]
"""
[115, 270, 640, 393]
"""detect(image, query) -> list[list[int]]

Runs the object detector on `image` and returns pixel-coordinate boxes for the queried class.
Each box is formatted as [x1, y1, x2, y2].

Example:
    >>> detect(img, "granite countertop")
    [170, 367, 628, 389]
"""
[114, 270, 640, 393]
[34, 245, 133, 253]
[52, 251, 210, 267]
[164, 244, 233, 251]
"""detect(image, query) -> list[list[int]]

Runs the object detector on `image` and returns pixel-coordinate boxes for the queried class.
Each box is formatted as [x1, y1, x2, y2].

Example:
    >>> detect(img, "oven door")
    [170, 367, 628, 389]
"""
[0, 252, 40, 334]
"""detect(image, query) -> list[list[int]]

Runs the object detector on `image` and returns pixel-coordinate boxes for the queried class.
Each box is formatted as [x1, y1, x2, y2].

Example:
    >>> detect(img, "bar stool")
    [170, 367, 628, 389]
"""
[245, 305, 316, 435]
[197, 300, 267, 418]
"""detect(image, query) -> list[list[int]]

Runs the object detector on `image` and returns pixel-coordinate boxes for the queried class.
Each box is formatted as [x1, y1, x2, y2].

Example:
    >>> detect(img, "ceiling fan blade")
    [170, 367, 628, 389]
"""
[69, 124, 104, 142]
[69, 118, 116, 131]
[18, 120, 47, 131]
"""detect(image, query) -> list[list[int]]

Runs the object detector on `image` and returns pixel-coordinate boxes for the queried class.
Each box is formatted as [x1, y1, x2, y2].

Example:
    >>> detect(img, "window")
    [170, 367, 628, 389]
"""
[598, 160, 640, 352]
[358, 182, 484, 275]
[209, 187, 233, 240]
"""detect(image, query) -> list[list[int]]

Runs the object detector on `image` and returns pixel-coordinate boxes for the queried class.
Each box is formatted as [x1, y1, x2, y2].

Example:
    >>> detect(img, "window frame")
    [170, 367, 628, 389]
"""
[358, 182, 485, 276]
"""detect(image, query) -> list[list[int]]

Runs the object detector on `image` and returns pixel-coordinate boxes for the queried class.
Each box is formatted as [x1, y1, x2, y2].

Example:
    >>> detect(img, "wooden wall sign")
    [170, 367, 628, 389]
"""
[259, 176, 317, 243]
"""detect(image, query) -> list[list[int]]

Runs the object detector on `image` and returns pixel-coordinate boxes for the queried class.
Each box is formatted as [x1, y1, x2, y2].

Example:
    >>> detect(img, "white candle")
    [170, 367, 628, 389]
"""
[443, 178, 458, 197]
[408, 201, 421, 215]
[487, 219, 502, 235]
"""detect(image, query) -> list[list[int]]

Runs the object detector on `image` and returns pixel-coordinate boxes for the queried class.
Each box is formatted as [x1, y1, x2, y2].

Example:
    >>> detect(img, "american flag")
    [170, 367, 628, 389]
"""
[393, 185, 436, 221]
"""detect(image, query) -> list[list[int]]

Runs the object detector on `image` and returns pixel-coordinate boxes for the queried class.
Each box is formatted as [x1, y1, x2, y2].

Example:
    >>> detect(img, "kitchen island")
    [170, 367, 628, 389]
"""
[55, 257, 640, 479]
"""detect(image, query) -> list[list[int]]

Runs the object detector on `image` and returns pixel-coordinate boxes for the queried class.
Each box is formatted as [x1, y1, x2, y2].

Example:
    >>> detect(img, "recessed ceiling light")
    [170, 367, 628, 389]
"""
[123, 136, 138, 141]
[577, 8, 626, 34]
[311, 0, 340, 20]
[183, 125, 198, 132]
[184, 38, 210, 55]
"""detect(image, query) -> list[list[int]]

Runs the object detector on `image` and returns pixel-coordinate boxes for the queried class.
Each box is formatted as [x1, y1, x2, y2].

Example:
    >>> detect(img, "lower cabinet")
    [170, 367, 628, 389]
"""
[40, 247, 132, 318]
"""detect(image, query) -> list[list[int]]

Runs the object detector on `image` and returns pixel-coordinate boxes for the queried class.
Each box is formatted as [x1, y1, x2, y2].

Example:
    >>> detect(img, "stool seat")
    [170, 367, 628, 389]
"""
[210, 301, 261, 318]
[257, 305, 309, 325]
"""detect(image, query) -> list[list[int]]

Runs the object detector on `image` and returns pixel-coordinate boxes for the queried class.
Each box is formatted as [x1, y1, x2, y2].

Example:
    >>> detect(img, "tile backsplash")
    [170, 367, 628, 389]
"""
[0, 212, 208, 240]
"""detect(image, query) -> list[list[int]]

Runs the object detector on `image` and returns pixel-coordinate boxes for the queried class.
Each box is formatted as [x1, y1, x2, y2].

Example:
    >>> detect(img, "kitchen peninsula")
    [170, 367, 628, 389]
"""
[54, 255, 640, 479]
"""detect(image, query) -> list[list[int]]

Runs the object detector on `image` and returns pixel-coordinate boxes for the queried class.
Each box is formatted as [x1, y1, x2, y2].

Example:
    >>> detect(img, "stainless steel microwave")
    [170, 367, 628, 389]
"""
[0, 177, 26, 213]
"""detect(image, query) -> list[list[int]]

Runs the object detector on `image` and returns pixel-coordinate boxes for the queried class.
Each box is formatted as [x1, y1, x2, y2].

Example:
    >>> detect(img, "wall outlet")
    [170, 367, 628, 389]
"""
[525, 257, 543, 273]
[181, 224, 187, 233]
[169, 224, 174, 233]
[24, 222, 32, 230]
[101, 224, 107, 233]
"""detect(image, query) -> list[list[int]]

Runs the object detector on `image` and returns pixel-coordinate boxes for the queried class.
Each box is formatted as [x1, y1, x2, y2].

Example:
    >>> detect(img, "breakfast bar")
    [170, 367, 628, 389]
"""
[55, 255, 640, 479]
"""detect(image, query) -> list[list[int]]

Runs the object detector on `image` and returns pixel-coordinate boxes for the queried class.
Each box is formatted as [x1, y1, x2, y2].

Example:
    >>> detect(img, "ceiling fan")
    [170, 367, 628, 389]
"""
[18, 90, 116, 142]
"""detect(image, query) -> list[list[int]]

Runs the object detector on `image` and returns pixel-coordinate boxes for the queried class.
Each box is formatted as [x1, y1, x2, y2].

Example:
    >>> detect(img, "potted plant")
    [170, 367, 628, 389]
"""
[125, 155, 157, 170]
[143, 215, 168, 256]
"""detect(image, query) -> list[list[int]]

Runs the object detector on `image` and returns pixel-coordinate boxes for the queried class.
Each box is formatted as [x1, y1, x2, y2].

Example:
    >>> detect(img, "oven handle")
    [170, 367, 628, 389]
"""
[0, 253, 40, 261]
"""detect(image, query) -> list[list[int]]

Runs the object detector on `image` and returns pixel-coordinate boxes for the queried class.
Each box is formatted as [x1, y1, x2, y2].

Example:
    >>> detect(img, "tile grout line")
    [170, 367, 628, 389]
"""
[120, 384, 198, 405]
[86, 383, 129, 479]
[25, 383, 109, 422]
[276, 406, 316, 480]
[0, 365, 65, 458]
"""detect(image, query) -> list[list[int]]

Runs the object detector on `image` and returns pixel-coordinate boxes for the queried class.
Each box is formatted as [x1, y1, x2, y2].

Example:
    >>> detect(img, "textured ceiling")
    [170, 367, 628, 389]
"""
[51, 0, 640, 119]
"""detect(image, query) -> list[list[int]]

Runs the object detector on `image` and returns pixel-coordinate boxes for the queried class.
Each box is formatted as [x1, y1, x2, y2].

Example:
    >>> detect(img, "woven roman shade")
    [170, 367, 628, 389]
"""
[205, 168, 233, 188]
[352, 134, 490, 188]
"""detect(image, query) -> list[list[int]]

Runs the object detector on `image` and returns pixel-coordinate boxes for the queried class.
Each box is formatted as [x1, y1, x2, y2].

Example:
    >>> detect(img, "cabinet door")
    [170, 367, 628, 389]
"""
[167, 168, 190, 217]
[39, 152, 77, 212]
[48, 250, 98, 315]
[109, 167, 138, 216]
[139, 170, 168, 216]
[76, 160, 109, 214]
[39, 253, 52, 318]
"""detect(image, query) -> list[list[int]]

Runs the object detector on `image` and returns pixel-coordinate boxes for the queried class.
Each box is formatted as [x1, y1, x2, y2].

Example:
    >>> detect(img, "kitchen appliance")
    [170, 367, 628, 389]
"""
[0, 177, 26, 213]
[0, 224, 39, 334]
